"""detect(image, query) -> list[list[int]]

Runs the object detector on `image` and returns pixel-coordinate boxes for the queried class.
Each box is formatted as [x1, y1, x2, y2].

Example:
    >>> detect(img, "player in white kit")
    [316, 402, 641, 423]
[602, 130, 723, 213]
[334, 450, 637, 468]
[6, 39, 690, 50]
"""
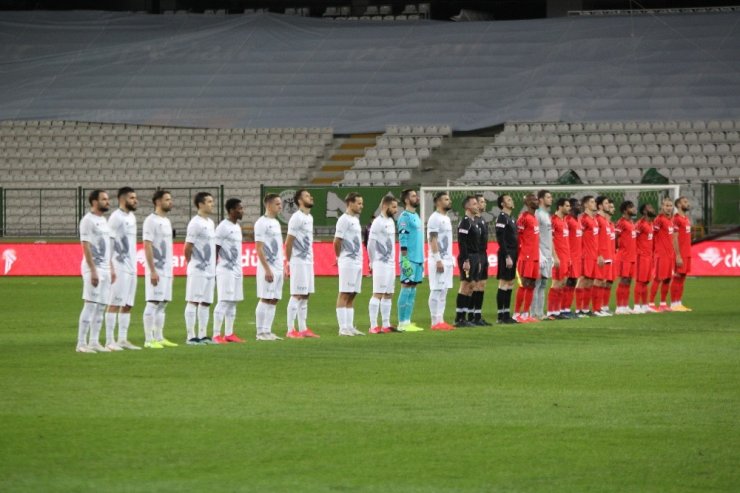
[76, 189, 115, 353]
[105, 187, 141, 351]
[142, 190, 177, 349]
[427, 191, 456, 331]
[367, 195, 399, 334]
[184, 192, 217, 345]
[285, 189, 320, 339]
[254, 193, 285, 341]
[212, 198, 246, 344]
[334, 192, 365, 336]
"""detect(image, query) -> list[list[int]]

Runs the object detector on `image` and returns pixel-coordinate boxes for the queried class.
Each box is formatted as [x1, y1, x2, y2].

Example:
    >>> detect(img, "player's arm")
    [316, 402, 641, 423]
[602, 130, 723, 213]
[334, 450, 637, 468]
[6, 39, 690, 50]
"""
[428, 231, 444, 273]
[109, 236, 117, 284]
[81, 240, 99, 287]
[285, 234, 295, 262]
[143, 239, 159, 286]
[673, 227, 683, 267]
[398, 214, 409, 258]
[184, 242, 193, 264]
[458, 219, 470, 272]
[255, 241, 274, 282]
[333, 236, 342, 260]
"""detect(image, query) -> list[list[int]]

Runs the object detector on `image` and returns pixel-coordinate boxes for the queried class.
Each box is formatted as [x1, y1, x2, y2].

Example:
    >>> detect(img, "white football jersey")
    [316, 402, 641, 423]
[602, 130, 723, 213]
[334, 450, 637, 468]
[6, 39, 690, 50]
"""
[215, 219, 243, 277]
[185, 215, 216, 278]
[427, 211, 454, 265]
[142, 213, 173, 277]
[287, 209, 314, 264]
[108, 208, 137, 275]
[254, 215, 284, 271]
[335, 213, 363, 266]
[368, 215, 396, 266]
[79, 212, 112, 273]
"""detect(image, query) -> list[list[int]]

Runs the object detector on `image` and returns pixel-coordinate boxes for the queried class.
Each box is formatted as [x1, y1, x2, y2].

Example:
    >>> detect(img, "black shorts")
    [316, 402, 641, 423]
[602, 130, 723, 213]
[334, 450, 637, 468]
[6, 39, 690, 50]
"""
[480, 255, 489, 280]
[497, 253, 517, 281]
[458, 254, 482, 282]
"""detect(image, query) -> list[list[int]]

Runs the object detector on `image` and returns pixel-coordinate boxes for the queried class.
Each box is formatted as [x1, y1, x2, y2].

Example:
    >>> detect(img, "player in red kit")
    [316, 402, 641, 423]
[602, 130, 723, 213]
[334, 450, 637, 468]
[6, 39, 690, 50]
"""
[513, 193, 540, 323]
[562, 198, 582, 318]
[649, 197, 682, 311]
[634, 203, 656, 313]
[671, 196, 693, 311]
[593, 196, 615, 316]
[548, 198, 571, 319]
[614, 200, 637, 314]
[576, 196, 599, 317]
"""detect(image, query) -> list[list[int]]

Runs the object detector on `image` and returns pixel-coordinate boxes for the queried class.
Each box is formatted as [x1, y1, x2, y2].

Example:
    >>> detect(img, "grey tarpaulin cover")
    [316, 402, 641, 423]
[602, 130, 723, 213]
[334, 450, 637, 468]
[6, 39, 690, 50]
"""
[0, 11, 738, 131]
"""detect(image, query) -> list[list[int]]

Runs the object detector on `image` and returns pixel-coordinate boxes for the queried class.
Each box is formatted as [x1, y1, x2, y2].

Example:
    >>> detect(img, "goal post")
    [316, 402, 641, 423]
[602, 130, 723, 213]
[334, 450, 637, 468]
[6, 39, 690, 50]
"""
[419, 185, 680, 234]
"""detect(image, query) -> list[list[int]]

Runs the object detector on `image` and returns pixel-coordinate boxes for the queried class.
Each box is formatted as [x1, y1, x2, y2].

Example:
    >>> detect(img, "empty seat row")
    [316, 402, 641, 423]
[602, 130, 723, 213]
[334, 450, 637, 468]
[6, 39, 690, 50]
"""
[375, 135, 443, 148]
[365, 147, 431, 159]
[462, 166, 739, 183]
[385, 124, 452, 136]
[344, 169, 412, 182]
[482, 142, 739, 158]
[503, 120, 740, 134]
[474, 154, 738, 169]
[354, 157, 421, 169]
[494, 130, 739, 146]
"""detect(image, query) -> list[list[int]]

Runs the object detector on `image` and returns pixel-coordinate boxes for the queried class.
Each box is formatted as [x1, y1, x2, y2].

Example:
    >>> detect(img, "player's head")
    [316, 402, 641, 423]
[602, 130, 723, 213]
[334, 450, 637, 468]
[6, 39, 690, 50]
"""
[152, 190, 172, 213]
[537, 189, 552, 208]
[381, 194, 398, 218]
[117, 186, 138, 212]
[639, 202, 656, 218]
[263, 193, 282, 217]
[433, 191, 452, 212]
[463, 195, 479, 214]
[294, 189, 314, 210]
[345, 192, 364, 215]
[660, 196, 674, 216]
[595, 195, 610, 213]
[555, 197, 571, 215]
[620, 200, 636, 216]
[401, 189, 419, 208]
[581, 195, 596, 213]
[475, 193, 486, 214]
[675, 196, 690, 212]
[225, 198, 243, 221]
[524, 192, 538, 211]
[497, 194, 513, 211]
[568, 197, 581, 216]
[194, 191, 214, 215]
[88, 189, 109, 213]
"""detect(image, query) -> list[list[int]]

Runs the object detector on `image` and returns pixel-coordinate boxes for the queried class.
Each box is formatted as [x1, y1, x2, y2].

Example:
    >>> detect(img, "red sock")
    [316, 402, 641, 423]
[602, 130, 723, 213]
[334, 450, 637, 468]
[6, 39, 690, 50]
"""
[639, 282, 649, 305]
[515, 287, 525, 313]
[575, 287, 584, 311]
[602, 285, 612, 311]
[676, 277, 686, 303]
[548, 287, 560, 313]
[591, 286, 601, 312]
[660, 280, 670, 303]
[562, 286, 574, 312]
[585, 286, 594, 312]
[671, 276, 685, 303]
[523, 286, 535, 314]
[649, 280, 660, 305]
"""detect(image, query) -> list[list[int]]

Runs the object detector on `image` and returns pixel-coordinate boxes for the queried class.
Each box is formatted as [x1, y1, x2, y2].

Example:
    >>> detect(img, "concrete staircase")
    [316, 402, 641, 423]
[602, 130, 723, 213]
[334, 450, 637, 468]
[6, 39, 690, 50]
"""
[309, 133, 380, 184]
[409, 136, 494, 186]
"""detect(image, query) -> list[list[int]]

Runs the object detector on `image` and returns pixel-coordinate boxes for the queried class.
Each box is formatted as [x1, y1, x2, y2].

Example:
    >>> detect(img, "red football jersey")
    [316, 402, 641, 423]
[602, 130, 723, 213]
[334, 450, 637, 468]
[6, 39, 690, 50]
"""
[566, 214, 582, 260]
[595, 214, 615, 260]
[516, 211, 540, 261]
[653, 214, 675, 258]
[580, 213, 599, 259]
[551, 214, 571, 263]
[615, 217, 637, 262]
[635, 218, 654, 257]
[673, 214, 692, 258]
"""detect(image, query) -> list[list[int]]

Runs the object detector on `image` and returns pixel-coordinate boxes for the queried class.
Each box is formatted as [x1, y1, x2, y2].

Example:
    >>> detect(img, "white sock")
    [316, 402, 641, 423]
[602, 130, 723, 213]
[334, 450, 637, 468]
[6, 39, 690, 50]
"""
[185, 303, 197, 340]
[347, 307, 355, 329]
[380, 298, 392, 327]
[287, 297, 300, 331]
[437, 289, 448, 323]
[89, 303, 105, 345]
[197, 305, 210, 339]
[264, 303, 276, 333]
[105, 312, 117, 346]
[155, 303, 167, 341]
[225, 302, 236, 336]
[77, 302, 96, 347]
[369, 297, 381, 328]
[213, 301, 226, 337]
[118, 313, 131, 343]
[298, 298, 308, 332]
[256, 302, 267, 334]
[336, 307, 346, 330]
[429, 290, 441, 325]
[144, 302, 158, 342]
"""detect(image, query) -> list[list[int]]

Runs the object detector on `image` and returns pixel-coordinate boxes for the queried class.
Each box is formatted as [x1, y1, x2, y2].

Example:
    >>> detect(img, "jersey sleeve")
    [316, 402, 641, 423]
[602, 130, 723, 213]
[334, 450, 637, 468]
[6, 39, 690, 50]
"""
[427, 214, 440, 235]
[254, 219, 267, 243]
[457, 218, 470, 261]
[79, 217, 92, 243]
[397, 213, 410, 250]
[185, 219, 198, 244]
[214, 222, 227, 247]
[287, 214, 299, 238]
[142, 217, 154, 242]
[334, 216, 347, 239]
[107, 213, 121, 239]
[495, 215, 509, 257]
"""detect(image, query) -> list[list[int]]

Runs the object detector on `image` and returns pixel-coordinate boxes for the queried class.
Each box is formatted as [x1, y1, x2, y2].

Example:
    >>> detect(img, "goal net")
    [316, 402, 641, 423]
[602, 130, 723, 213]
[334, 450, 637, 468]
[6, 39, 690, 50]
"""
[419, 185, 681, 238]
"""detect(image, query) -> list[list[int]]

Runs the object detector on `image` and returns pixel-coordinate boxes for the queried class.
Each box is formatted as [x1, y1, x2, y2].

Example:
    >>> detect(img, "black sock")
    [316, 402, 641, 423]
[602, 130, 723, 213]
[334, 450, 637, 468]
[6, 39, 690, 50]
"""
[468, 293, 477, 320]
[504, 289, 513, 318]
[456, 293, 468, 321]
[476, 291, 484, 320]
[496, 289, 506, 320]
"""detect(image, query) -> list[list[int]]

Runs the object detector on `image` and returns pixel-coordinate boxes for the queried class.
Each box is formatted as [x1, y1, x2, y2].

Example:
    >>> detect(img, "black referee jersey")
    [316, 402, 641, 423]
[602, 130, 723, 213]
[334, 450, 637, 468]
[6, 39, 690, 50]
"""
[475, 215, 489, 254]
[495, 211, 518, 259]
[457, 214, 482, 261]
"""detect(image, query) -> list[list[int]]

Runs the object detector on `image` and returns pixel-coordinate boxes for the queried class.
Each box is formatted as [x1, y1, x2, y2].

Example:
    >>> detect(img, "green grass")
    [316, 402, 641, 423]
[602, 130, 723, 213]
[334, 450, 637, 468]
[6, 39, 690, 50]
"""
[0, 276, 738, 492]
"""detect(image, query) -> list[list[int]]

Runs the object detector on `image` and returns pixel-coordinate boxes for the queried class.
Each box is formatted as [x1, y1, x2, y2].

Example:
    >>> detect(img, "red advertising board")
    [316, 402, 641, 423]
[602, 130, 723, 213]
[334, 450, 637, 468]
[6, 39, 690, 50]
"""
[1, 241, 739, 277]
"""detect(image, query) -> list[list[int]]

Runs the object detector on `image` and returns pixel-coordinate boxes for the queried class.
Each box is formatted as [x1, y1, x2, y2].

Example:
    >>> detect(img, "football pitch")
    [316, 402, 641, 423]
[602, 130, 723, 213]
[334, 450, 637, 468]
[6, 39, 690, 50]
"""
[0, 276, 738, 492]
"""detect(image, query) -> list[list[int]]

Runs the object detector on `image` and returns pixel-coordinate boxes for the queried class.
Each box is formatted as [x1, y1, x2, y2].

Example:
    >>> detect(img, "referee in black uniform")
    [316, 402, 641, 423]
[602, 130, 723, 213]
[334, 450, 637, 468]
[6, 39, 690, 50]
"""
[455, 195, 482, 327]
[469, 194, 491, 325]
[495, 194, 518, 324]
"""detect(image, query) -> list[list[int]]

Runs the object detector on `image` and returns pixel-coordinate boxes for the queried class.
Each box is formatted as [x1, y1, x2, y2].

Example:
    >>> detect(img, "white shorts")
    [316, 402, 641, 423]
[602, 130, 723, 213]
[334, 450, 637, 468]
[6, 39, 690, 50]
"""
[186, 274, 215, 304]
[540, 258, 554, 279]
[82, 270, 112, 304]
[290, 262, 315, 296]
[338, 262, 363, 294]
[372, 262, 395, 294]
[108, 271, 137, 307]
[217, 270, 244, 302]
[257, 265, 284, 300]
[145, 274, 173, 302]
[428, 261, 454, 290]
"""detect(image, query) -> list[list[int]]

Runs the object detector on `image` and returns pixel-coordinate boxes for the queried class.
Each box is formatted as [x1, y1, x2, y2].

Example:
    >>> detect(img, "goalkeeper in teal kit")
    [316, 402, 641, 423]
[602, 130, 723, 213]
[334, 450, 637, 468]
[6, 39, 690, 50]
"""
[397, 189, 425, 332]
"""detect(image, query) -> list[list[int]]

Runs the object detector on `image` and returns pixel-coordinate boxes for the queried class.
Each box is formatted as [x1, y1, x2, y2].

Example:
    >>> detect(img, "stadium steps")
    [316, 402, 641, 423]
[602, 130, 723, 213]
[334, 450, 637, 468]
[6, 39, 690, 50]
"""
[412, 136, 493, 186]
[310, 133, 380, 184]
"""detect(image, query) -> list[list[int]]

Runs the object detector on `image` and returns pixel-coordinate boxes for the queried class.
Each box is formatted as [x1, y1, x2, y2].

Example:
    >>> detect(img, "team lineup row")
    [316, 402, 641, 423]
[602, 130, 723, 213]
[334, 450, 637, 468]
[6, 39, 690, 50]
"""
[74, 186, 692, 353]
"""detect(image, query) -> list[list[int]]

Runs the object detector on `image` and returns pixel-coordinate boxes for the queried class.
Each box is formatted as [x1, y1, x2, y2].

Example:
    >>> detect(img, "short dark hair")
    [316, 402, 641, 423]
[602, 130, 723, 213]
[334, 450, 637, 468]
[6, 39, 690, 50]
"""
[639, 203, 650, 215]
[433, 191, 448, 204]
[620, 200, 634, 213]
[345, 192, 362, 204]
[497, 194, 510, 209]
[581, 195, 594, 207]
[400, 189, 416, 205]
[555, 197, 569, 209]
[595, 195, 609, 208]
[264, 193, 280, 205]
[381, 194, 397, 207]
[463, 195, 477, 209]
[194, 191, 213, 208]
[152, 190, 171, 205]
[225, 198, 242, 213]
[568, 198, 580, 216]
[117, 186, 135, 199]
[474, 193, 484, 200]
[537, 189, 550, 200]
[88, 189, 106, 205]
[674, 195, 687, 207]
[294, 188, 308, 207]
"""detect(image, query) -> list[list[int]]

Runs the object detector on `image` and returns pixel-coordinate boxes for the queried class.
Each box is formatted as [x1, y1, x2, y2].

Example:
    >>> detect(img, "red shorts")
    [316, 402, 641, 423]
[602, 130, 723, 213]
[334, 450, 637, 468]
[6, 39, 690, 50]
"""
[567, 256, 582, 279]
[653, 255, 675, 281]
[581, 257, 598, 279]
[595, 261, 614, 282]
[615, 259, 635, 279]
[635, 256, 653, 283]
[675, 255, 691, 275]
[517, 258, 541, 280]
[551, 258, 570, 281]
